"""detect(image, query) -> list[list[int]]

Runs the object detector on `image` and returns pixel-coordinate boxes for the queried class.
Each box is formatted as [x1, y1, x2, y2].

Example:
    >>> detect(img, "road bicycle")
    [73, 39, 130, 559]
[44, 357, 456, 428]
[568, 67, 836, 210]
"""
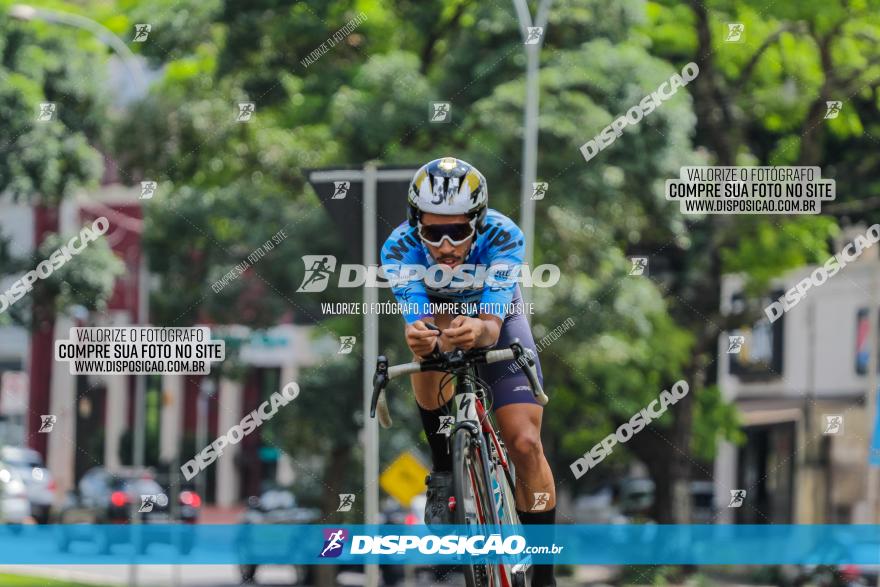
[370, 330, 548, 587]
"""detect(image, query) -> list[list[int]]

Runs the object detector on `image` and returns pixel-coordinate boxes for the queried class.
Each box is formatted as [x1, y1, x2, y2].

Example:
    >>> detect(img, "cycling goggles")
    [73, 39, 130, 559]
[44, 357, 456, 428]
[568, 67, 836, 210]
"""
[417, 220, 476, 247]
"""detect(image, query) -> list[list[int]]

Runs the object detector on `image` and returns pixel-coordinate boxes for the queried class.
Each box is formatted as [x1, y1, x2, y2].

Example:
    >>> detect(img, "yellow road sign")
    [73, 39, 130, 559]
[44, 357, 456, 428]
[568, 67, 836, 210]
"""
[380, 451, 429, 507]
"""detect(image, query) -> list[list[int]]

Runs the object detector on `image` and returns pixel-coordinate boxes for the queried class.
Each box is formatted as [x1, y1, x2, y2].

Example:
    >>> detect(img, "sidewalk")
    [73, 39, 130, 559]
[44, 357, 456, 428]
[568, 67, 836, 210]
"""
[197, 505, 245, 524]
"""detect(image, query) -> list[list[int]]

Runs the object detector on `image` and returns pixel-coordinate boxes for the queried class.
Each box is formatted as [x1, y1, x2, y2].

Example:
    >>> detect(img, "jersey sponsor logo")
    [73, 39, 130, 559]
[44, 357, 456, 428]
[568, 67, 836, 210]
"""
[383, 234, 419, 262]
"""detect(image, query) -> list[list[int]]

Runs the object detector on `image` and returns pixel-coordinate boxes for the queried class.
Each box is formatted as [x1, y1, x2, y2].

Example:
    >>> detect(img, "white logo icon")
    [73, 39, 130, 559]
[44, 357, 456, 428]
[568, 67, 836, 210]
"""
[296, 255, 337, 292]
[727, 335, 745, 354]
[37, 102, 57, 122]
[823, 415, 843, 435]
[531, 182, 548, 201]
[337, 493, 355, 512]
[824, 101, 842, 119]
[332, 181, 350, 200]
[236, 102, 255, 122]
[430, 102, 451, 123]
[629, 257, 648, 276]
[338, 336, 356, 354]
[38, 415, 56, 433]
[138, 493, 168, 512]
[140, 181, 158, 200]
[728, 489, 746, 508]
[525, 27, 544, 45]
[437, 416, 454, 437]
[321, 529, 345, 556]
[725, 23, 744, 42]
[133, 24, 151, 42]
[531, 492, 550, 511]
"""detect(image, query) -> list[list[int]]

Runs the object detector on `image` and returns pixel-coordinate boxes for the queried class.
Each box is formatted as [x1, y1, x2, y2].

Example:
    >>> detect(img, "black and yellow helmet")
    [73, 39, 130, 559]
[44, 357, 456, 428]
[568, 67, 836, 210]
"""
[407, 157, 488, 228]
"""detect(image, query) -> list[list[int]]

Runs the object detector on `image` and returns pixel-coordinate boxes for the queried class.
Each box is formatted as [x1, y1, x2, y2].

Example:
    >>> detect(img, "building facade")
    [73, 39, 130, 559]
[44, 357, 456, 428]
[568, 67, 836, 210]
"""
[715, 226, 880, 524]
[0, 187, 328, 507]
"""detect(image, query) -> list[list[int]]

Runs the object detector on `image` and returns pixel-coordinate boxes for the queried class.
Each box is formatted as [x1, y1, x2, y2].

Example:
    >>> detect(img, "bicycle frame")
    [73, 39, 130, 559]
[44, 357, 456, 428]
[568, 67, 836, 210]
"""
[449, 363, 511, 587]
[454, 376, 515, 499]
[370, 340, 546, 587]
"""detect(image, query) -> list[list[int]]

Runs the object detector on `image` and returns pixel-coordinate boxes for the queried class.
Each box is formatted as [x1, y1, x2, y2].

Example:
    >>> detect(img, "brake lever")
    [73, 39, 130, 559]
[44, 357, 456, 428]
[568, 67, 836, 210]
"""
[510, 340, 549, 406]
[370, 356, 388, 418]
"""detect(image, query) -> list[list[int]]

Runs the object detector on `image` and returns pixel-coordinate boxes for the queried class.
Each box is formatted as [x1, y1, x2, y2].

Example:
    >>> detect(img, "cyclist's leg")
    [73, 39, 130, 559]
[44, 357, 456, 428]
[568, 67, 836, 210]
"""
[412, 312, 458, 526]
[477, 305, 557, 586]
[474, 291, 554, 508]
[494, 404, 555, 510]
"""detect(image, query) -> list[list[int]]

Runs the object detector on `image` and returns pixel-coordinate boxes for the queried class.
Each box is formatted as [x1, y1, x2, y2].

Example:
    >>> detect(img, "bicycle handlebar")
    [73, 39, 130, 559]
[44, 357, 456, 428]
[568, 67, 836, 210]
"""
[370, 339, 548, 428]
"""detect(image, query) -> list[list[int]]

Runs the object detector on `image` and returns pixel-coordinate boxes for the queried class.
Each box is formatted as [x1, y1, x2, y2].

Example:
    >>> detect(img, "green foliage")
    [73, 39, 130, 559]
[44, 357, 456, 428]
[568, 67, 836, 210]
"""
[0, 5, 107, 205]
[14, 0, 876, 512]
[35, 229, 126, 315]
[0, 225, 124, 328]
[692, 384, 745, 460]
[720, 216, 838, 294]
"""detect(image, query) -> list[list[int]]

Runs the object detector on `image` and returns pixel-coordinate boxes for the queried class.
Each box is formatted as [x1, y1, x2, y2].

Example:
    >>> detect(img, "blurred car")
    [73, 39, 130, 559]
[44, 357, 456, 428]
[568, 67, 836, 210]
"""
[238, 488, 321, 585]
[56, 466, 201, 554]
[572, 486, 627, 524]
[617, 478, 656, 521]
[1, 446, 55, 523]
[0, 464, 31, 527]
[582, 478, 717, 524]
[237, 489, 409, 585]
[792, 540, 880, 587]
[689, 480, 716, 523]
[379, 494, 426, 526]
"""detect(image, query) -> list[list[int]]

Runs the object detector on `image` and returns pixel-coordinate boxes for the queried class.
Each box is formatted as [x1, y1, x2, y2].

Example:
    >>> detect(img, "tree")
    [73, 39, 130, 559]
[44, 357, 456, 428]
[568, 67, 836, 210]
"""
[637, 0, 880, 521]
[0, 6, 118, 456]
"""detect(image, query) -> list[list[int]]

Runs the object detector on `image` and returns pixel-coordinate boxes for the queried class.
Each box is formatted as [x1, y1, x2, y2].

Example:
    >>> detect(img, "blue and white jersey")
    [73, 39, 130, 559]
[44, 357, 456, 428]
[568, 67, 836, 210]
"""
[379, 209, 526, 323]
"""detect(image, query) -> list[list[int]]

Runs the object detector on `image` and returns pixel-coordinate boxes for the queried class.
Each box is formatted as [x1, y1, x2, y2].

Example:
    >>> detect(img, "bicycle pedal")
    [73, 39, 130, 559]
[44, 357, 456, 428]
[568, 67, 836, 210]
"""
[448, 496, 456, 512]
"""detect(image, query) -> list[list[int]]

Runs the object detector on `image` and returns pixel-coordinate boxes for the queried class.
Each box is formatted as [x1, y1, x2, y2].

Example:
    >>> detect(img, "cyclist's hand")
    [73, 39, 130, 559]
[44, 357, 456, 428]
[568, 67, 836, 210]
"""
[405, 320, 440, 357]
[442, 315, 484, 350]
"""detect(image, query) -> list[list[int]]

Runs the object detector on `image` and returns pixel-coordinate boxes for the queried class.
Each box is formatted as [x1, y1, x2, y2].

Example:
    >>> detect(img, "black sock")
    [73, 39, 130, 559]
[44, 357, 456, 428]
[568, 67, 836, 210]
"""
[517, 507, 556, 587]
[419, 404, 452, 472]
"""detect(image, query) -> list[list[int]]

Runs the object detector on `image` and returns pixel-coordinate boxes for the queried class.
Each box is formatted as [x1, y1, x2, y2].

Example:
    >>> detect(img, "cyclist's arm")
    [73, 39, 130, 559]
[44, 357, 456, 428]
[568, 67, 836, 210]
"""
[380, 228, 432, 324]
[440, 314, 501, 350]
[478, 220, 525, 319]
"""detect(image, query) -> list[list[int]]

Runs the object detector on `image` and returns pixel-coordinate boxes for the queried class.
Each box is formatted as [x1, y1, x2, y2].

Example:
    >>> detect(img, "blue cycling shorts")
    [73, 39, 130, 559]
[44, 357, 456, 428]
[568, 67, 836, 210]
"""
[428, 286, 544, 410]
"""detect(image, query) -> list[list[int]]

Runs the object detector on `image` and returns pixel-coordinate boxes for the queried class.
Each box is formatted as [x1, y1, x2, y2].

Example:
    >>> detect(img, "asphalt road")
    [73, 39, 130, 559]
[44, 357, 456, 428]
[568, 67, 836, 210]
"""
[0, 564, 618, 587]
[0, 565, 471, 587]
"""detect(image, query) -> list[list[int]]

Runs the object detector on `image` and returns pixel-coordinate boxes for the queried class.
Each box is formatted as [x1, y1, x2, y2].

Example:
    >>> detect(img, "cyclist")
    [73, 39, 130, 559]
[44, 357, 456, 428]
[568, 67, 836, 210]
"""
[380, 157, 556, 587]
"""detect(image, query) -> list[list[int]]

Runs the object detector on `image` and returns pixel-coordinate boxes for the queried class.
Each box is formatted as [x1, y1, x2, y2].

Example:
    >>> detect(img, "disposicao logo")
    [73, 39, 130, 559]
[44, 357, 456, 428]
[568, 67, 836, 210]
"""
[319, 529, 348, 558]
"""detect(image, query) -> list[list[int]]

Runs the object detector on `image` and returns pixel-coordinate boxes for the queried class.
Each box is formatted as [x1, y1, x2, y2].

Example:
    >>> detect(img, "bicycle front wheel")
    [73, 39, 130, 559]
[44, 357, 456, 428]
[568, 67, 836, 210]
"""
[453, 428, 501, 587]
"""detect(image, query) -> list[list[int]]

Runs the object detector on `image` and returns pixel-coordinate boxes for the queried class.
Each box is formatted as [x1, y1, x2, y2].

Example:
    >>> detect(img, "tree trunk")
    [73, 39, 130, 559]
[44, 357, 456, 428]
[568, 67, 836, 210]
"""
[28, 204, 59, 459]
[688, 0, 737, 167]
[626, 422, 675, 522]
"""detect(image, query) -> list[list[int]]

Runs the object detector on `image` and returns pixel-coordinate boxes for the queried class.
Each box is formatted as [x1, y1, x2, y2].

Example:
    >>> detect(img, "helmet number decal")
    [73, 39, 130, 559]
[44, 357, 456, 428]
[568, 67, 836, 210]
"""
[430, 176, 460, 206]
[431, 176, 445, 204]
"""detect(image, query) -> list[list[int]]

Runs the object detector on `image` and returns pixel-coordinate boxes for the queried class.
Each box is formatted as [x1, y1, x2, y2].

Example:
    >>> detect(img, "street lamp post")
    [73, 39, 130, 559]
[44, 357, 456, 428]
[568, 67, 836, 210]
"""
[511, 0, 553, 305]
